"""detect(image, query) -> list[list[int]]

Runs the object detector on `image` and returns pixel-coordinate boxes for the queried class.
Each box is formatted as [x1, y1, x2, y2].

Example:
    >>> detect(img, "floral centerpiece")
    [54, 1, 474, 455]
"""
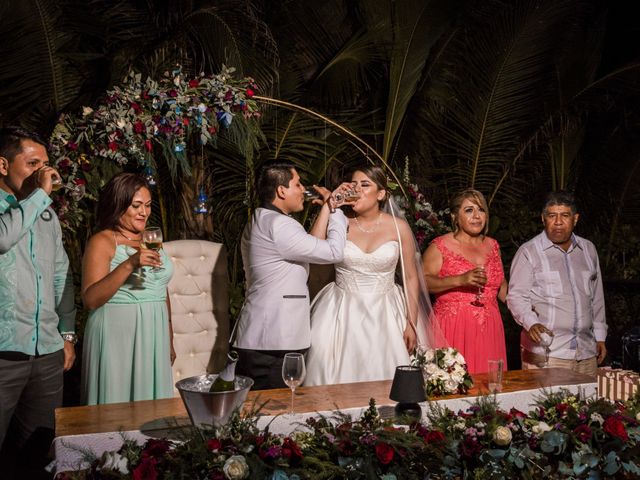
[56, 391, 640, 479]
[48, 65, 260, 230]
[412, 347, 474, 397]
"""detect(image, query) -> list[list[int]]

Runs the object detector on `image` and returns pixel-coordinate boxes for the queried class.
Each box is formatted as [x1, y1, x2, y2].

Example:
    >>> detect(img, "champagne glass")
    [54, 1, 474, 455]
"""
[303, 189, 321, 201]
[470, 264, 485, 307]
[142, 226, 163, 272]
[538, 332, 554, 368]
[281, 353, 306, 415]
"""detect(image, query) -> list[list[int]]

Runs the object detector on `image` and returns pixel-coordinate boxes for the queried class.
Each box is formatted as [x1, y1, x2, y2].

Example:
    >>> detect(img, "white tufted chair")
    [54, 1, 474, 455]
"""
[164, 240, 230, 395]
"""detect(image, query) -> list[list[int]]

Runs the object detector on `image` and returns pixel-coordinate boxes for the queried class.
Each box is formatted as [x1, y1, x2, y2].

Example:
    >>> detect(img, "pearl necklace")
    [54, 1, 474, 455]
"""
[354, 213, 382, 233]
[117, 229, 142, 242]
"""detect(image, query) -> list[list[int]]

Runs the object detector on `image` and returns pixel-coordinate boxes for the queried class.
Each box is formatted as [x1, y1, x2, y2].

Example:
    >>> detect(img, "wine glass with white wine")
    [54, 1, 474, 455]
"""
[281, 353, 306, 415]
[141, 226, 163, 272]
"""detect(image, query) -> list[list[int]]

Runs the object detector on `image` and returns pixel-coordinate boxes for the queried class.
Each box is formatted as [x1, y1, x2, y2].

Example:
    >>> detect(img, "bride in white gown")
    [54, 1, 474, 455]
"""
[305, 166, 438, 386]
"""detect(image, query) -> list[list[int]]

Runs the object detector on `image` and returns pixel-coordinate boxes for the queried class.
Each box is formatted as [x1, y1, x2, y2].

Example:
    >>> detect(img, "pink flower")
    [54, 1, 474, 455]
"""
[246, 88, 255, 97]
[130, 102, 142, 114]
[108, 141, 118, 152]
[144, 140, 153, 152]
[67, 142, 78, 151]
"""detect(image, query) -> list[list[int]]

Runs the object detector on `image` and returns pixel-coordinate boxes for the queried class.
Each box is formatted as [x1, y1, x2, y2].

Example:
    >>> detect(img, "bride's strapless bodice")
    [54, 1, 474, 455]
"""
[334, 240, 399, 293]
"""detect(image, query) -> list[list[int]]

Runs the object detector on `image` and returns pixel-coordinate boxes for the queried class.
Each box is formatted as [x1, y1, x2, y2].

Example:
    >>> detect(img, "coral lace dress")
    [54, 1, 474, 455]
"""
[432, 235, 507, 374]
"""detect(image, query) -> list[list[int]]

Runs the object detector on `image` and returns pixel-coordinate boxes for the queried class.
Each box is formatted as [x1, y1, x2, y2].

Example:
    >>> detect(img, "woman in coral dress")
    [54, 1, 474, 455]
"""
[422, 189, 507, 374]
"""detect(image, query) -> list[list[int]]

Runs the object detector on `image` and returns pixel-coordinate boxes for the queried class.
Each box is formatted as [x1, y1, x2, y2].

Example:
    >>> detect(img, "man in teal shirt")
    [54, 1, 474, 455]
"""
[0, 127, 77, 474]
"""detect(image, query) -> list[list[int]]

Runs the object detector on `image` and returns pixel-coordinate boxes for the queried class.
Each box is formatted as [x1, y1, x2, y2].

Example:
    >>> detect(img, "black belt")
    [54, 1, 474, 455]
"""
[0, 350, 56, 361]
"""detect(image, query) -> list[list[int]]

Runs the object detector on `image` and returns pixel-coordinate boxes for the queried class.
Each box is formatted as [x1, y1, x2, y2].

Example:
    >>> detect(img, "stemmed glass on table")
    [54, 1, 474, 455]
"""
[470, 264, 486, 307]
[141, 227, 164, 272]
[282, 353, 306, 415]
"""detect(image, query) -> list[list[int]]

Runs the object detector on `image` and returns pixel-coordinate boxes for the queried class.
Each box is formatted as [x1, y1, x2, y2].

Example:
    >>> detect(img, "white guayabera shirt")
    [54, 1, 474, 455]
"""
[507, 232, 607, 361]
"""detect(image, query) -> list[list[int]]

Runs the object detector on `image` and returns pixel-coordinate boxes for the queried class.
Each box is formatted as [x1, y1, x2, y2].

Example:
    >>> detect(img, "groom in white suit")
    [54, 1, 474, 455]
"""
[233, 162, 348, 389]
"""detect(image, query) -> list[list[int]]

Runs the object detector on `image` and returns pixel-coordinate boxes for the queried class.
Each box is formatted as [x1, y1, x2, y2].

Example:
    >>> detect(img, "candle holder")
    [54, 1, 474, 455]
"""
[389, 365, 426, 422]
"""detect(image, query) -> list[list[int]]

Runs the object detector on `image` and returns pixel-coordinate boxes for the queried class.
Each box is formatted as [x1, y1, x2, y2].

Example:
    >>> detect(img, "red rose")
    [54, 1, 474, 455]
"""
[282, 437, 303, 463]
[183, 117, 190, 126]
[144, 139, 153, 152]
[423, 430, 446, 444]
[67, 142, 78, 151]
[375, 442, 394, 465]
[189, 79, 200, 88]
[338, 439, 355, 456]
[134, 121, 145, 134]
[132, 456, 157, 480]
[108, 141, 118, 152]
[142, 438, 170, 457]
[74, 178, 87, 185]
[246, 88, 255, 97]
[573, 424, 592, 443]
[556, 403, 569, 416]
[207, 126, 217, 135]
[604, 416, 629, 441]
[130, 102, 142, 114]
[207, 439, 222, 452]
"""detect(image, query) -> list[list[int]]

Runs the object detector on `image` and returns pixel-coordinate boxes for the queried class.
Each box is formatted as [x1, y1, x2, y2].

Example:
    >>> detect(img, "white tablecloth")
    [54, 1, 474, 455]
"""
[52, 381, 595, 473]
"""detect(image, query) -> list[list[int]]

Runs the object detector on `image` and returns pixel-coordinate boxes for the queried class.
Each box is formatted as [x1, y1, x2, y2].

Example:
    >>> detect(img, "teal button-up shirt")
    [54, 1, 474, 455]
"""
[0, 187, 76, 355]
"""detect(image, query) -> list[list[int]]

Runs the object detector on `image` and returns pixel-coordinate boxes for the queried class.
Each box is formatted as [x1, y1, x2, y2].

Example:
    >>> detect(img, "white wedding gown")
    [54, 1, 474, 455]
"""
[305, 240, 411, 386]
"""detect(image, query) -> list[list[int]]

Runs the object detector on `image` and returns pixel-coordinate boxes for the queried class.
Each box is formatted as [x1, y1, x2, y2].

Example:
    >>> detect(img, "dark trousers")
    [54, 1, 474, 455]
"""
[0, 349, 64, 476]
[235, 348, 307, 390]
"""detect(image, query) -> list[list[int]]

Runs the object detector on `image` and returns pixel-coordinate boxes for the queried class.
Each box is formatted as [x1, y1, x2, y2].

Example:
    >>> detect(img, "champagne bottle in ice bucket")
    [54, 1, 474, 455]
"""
[210, 351, 239, 392]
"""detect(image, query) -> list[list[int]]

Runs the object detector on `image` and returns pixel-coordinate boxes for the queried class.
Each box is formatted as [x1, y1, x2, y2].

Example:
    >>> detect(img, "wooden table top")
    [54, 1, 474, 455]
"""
[55, 368, 594, 437]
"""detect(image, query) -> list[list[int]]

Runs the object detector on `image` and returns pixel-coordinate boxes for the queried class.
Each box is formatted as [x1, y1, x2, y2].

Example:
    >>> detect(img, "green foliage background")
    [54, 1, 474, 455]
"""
[1, 0, 639, 376]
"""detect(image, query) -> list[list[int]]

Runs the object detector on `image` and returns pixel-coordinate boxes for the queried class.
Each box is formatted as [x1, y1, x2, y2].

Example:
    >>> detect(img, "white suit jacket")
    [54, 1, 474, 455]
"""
[233, 207, 347, 350]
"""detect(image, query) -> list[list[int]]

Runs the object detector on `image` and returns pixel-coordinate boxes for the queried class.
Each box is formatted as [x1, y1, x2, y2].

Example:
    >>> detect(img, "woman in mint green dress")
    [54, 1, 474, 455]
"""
[81, 173, 175, 405]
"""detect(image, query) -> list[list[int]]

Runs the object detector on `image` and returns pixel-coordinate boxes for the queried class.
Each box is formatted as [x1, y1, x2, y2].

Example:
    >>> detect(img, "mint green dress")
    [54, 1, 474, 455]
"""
[81, 245, 174, 405]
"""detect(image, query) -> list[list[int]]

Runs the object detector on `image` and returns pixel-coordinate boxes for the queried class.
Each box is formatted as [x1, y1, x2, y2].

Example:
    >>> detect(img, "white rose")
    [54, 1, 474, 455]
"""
[82, 106, 94, 116]
[223, 455, 249, 480]
[590, 413, 604, 425]
[425, 363, 440, 376]
[443, 352, 456, 367]
[493, 426, 512, 446]
[455, 352, 466, 364]
[532, 422, 552, 435]
[99, 451, 129, 474]
[444, 379, 459, 393]
[424, 349, 435, 363]
[455, 420, 467, 430]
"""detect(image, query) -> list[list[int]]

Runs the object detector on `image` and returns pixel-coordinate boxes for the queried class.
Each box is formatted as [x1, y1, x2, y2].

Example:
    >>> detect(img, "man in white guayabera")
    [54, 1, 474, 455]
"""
[507, 191, 607, 377]
[232, 161, 349, 390]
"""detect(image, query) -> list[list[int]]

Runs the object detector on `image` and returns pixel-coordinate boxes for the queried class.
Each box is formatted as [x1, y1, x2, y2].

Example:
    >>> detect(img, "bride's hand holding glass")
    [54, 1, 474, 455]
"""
[328, 182, 360, 211]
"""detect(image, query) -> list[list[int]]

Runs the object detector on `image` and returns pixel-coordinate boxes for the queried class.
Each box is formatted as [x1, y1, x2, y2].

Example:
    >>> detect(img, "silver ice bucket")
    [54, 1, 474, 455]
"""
[175, 374, 254, 428]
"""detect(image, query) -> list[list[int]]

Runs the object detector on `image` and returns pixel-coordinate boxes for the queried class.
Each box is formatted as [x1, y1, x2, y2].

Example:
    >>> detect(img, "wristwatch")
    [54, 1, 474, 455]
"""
[61, 333, 78, 345]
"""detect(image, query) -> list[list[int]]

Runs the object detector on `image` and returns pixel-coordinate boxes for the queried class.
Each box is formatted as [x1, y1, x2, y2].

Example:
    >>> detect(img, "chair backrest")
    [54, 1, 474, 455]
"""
[163, 240, 229, 394]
